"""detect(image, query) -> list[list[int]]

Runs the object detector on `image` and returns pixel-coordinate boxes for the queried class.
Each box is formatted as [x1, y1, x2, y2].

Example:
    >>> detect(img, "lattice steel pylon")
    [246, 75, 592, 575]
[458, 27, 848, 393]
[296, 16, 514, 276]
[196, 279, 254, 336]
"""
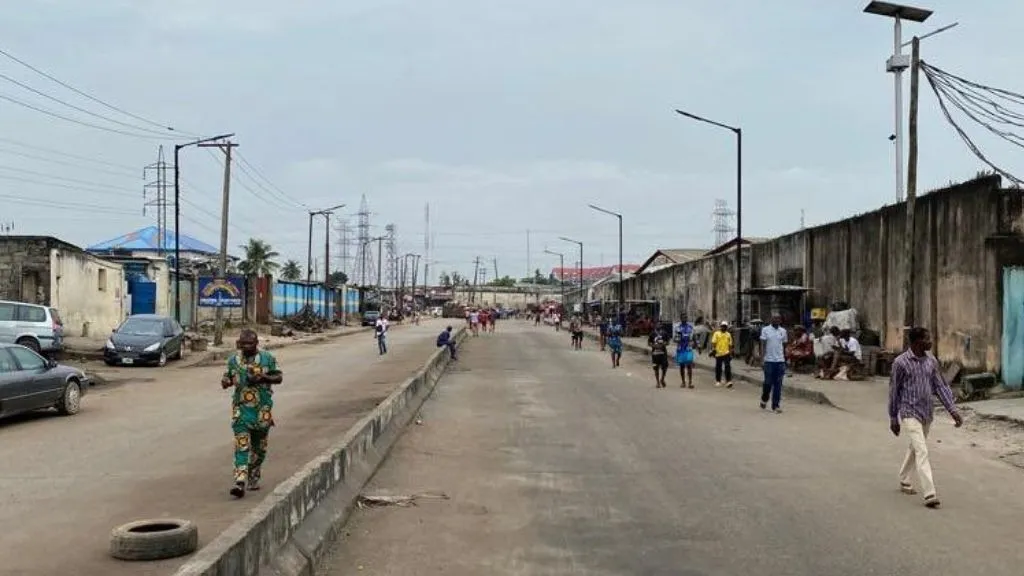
[354, 195, 374, 287]
[384, 223, 398, 289]
[712, 198, 736, 247]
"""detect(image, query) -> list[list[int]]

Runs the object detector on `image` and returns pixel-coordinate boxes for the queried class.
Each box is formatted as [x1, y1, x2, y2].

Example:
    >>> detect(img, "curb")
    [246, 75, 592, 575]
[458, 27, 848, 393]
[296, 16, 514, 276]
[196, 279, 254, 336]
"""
[962, 406, 1024, 427]
[171, 326, 467, 576]
[60, 326, 374, 367]
[580, 329, 837, 408]
[180, 326, 374, 369]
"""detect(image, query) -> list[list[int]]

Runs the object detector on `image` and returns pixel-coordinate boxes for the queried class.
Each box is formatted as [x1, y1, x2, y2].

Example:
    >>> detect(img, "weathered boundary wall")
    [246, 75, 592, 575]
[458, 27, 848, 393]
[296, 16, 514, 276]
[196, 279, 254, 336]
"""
[595, 176, 1024, 372]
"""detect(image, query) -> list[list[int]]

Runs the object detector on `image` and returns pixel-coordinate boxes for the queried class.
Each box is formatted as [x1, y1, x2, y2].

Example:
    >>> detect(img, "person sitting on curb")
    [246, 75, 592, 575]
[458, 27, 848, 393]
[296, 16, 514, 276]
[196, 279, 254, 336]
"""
[436, 325, 457, 360]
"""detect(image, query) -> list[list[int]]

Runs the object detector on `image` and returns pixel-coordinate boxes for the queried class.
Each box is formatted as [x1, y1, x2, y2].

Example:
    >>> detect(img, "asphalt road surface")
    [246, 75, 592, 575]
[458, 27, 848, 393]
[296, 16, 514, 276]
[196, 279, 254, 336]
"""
[320, 321, 1024, 576]
[0, 321, 444, 576]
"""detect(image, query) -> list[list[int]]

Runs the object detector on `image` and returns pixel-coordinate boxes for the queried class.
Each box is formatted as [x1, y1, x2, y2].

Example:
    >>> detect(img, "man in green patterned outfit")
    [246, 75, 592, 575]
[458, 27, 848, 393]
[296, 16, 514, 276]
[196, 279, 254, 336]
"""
[221, 329, 283, 498]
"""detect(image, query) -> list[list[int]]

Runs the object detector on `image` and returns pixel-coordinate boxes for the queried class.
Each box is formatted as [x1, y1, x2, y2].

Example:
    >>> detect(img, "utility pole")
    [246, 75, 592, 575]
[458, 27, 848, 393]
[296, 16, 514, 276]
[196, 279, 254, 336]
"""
[198, 139, 238, 346]
[493, 258, 499, 281]
[472, 257, 481, 304]
[324, 212, 331, 320]
[903, 35, 921, 341]
[173, 133, 233, 325]
[526, 229, 531, 282]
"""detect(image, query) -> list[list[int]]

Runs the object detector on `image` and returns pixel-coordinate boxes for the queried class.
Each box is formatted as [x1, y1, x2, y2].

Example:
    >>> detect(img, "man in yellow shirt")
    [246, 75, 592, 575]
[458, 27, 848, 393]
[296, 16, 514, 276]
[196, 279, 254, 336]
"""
[709, 321, 734, 388]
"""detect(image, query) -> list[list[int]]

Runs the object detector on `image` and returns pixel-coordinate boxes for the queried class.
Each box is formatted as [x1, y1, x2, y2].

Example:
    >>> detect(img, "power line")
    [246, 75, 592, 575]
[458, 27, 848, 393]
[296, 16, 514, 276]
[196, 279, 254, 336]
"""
[0, 72, 180, 138]
[921, 60, 1024, 185]
[0, 136, 138, 170]
[0, 44, 195, 135]
[234, 151, 308, 209]
[0, 91, 175, 140]
[0, 146, 138, 178]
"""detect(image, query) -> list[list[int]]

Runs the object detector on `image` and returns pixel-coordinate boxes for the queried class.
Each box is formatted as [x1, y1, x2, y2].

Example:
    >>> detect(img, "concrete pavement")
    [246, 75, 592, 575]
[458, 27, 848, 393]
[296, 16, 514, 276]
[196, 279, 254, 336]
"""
[0, 320, 446, 576]
[318, 321, 1024, 576]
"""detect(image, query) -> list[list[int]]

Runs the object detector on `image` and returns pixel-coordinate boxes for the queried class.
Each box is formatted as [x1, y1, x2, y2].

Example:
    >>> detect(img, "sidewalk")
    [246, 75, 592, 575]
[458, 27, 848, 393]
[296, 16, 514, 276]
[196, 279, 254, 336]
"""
[580, 327, 889, 415]
[61, 324, 373, 366]
[965, 398, 1024, 426]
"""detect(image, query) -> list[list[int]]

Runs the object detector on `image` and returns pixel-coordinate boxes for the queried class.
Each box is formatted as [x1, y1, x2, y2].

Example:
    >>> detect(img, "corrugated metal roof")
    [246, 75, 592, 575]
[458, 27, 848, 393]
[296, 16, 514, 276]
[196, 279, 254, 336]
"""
[88, 226, 219, 254]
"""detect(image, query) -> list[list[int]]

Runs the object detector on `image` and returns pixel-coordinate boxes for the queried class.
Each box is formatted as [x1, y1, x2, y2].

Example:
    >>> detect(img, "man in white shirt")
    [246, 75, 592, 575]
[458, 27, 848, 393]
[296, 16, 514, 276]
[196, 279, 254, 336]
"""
[840, 329, 863, 362]
[759, 314, 788, 413]
[374, 316, 389, 355]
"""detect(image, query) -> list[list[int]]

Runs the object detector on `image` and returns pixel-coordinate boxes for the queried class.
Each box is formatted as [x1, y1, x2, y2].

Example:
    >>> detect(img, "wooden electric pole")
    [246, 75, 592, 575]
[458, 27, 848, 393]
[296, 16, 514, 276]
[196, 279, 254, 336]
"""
[903, 35, 921, 345]
[199, 139, 238, 347]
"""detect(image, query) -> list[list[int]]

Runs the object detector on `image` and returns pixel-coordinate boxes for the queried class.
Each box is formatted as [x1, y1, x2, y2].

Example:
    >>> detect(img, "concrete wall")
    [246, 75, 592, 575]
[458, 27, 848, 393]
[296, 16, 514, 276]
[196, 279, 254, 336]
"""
[593, 176, 1022, 373]
[0, 238, 52, 304]
[50, 248, 126, 336]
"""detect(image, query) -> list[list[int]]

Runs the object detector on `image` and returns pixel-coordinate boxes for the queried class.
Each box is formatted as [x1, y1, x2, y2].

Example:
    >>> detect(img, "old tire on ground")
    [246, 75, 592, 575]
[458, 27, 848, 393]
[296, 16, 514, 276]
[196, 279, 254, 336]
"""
[109, 518, 198, 561]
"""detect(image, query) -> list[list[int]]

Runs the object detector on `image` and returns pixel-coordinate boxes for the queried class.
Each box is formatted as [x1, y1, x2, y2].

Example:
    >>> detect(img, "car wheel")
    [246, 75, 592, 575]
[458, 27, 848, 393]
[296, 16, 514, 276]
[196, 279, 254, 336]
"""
[157, 351, 167, 367]
[16, 337, 40, 353]
[56, 379, 81, 416]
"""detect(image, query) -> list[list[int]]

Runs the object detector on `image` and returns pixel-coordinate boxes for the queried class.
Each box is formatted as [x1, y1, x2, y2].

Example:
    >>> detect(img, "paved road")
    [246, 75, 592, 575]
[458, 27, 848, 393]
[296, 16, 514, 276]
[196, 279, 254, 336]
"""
[0, 320, 445, 576]
[320, 321, 1024, 576]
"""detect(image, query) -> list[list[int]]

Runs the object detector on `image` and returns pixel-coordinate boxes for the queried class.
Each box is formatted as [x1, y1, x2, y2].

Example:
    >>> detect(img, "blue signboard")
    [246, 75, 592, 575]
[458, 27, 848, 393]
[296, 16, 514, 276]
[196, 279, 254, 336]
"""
[198, 276, 245, 308]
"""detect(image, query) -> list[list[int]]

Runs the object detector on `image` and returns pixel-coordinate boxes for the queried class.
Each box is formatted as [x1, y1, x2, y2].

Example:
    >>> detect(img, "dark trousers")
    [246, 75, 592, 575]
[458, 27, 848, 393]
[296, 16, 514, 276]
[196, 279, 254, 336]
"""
[443, 341, 457, 359]
[762, 361, 785, 409]
[714, 354, 732, 382]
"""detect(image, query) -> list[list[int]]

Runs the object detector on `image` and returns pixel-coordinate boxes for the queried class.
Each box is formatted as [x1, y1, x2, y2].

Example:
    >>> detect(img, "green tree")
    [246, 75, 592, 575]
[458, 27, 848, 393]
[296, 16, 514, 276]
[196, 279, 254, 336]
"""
[451, 271, 466, 286]
[439, 271, 452, 287]
[238, 238, 280, 276]
[489, 275, 516, 287]
[327, 271, 348, 287]
[280, 259, 302, 281]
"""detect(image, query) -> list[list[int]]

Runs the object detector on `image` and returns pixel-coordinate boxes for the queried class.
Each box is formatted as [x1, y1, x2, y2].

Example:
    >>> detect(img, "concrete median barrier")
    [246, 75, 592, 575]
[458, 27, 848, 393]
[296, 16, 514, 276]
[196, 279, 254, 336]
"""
[171, 326, 467, 576]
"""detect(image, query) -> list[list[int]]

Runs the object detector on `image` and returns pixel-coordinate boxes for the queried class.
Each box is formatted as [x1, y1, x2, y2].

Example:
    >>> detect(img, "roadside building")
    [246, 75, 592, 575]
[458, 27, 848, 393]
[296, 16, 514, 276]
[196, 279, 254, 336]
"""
[591, 175, 1024, 386]
[87, 225, 221, 326]
[0, 236, 125, 337]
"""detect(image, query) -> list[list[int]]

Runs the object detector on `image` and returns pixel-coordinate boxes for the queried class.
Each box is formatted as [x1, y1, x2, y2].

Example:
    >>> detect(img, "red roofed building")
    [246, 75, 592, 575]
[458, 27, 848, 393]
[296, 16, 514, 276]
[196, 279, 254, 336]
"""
[550, 264, 640, 283]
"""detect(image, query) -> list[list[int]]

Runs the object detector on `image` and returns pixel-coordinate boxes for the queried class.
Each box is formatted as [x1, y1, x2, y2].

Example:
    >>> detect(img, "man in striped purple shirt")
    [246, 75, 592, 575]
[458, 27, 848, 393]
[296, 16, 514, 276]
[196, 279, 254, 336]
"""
[888, 326, 963, 508]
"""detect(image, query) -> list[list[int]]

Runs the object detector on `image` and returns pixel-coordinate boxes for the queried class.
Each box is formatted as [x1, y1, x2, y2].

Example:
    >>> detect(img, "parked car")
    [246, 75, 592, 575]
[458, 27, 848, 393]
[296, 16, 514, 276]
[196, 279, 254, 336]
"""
[0, 343, 87, 419]
[0, 300, 64, 354]
[104, 314, 184, 367]
[361, 310, 381, 327]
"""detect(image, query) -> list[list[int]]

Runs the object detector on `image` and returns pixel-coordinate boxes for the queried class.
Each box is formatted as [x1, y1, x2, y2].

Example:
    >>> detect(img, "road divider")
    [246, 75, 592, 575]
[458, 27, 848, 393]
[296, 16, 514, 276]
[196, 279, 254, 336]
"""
[171, 326, 467, 576]
[579, 328, 836, 407]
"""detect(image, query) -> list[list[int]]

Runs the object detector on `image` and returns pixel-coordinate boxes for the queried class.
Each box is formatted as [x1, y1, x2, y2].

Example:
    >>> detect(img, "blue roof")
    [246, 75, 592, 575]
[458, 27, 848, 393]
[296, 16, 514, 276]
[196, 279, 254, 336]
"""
[87, 226, 219, 254]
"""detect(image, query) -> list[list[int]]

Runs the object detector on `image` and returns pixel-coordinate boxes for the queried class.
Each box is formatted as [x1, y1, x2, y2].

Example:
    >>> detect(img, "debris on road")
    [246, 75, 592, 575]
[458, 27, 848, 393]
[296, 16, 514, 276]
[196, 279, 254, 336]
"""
[286, 306, 331, 333]
[356, 492, 449, 508]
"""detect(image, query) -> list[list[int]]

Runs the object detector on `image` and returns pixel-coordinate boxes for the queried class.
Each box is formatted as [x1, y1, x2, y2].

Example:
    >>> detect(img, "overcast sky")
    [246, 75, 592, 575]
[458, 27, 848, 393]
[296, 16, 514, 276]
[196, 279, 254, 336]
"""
[0, 1, 1019, 284]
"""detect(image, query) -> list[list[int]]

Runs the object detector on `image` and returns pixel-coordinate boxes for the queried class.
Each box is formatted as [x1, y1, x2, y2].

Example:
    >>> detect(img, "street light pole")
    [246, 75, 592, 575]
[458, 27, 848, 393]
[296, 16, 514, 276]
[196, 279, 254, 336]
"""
[559, 236, 583, 314]
[674, 109, 744, 325]
[863, 1, 935, 202]
[544, 249, 565, 311]
[588, 204, 623, 323]
[172, 132, 234, 325]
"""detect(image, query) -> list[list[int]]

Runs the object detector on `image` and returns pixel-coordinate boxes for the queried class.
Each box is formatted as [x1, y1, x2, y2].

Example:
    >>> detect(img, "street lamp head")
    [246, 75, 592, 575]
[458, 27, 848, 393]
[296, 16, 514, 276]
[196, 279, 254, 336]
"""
[863, 1, 932, 22]
[588, 204, 621, 218]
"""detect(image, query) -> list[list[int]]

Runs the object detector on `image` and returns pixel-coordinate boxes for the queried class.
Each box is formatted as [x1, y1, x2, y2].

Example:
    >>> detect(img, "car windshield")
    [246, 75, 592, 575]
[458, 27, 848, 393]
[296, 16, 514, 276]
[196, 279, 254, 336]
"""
[118, 319, 163, 336]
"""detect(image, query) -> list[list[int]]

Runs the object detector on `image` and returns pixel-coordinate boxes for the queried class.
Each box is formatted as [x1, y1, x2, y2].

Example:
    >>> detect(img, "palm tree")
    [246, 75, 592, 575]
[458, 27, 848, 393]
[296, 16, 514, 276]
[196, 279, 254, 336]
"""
[238, 238, 280, 276]
[280, 259, 302, 281]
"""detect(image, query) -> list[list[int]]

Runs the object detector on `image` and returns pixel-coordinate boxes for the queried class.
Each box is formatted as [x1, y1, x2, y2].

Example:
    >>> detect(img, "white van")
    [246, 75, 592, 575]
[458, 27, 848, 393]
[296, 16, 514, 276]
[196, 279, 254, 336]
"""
[0, 300, 64, 354]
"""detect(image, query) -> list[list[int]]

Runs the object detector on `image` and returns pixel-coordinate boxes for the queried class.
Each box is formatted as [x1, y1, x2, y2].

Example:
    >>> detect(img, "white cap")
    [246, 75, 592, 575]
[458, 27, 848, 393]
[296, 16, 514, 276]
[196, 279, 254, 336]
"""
[720, 321, 729, 327]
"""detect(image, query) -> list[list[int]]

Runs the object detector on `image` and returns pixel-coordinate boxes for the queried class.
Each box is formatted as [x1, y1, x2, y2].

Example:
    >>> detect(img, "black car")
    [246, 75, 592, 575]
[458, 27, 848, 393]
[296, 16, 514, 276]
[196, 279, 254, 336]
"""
[0, 343, 88, 419]
[361, 310, 381, 327]
[104, 314, 185, 367]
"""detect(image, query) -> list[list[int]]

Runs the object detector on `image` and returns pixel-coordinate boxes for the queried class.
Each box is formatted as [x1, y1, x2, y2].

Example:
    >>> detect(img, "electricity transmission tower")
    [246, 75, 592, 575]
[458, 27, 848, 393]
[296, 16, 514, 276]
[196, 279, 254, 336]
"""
[384, 223, 398, 288]
[143, 146, 171, 253]
[712, 199, 736, 247]
[354, 195, 374, 286]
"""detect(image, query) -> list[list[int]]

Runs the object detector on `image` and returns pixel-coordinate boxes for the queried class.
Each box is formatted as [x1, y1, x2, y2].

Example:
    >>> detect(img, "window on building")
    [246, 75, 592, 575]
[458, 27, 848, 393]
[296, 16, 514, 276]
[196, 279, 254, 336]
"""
[98, 268, 107, 292]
